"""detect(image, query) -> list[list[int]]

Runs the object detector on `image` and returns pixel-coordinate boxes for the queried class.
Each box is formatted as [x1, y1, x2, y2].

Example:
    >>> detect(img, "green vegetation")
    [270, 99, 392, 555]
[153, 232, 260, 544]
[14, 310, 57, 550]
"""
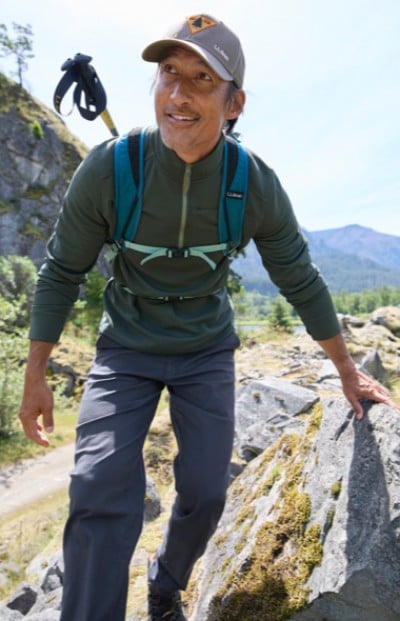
[332, 286, 400, 316]
[0, 488, 69, 601]
[0, 199, 13, 214]
[232, 290, 298, 331]
[231, 286, 400, 331]
[0, 256, 82, 455]
[70, 266, 107, 343]
[29, 118, 44, 140]
[0, 256, 37, 434]
[268, 296, 294, 333]
[0, 22, 34, 88]
[209, 407, 324, 621]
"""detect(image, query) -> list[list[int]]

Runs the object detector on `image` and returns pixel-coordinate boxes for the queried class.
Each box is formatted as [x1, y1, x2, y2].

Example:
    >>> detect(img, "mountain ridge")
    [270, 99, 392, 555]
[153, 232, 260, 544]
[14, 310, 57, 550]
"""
[233, 225, 400, 294]
[305, 224, 400, 270]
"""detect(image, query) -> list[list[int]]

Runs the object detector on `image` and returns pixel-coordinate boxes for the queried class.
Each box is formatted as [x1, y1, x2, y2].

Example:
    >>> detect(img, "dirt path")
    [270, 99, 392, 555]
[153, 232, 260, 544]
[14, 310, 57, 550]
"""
[0, 443, 74, 517]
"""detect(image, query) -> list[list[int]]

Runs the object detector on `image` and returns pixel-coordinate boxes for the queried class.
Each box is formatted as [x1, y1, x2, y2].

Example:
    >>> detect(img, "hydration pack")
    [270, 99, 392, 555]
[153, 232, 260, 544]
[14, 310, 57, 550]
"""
[108, 128, 249, 271]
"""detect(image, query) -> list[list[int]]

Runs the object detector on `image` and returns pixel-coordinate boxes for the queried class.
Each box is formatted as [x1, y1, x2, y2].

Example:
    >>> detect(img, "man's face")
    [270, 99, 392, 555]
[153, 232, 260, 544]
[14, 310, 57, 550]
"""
[154, 47, 243, 163]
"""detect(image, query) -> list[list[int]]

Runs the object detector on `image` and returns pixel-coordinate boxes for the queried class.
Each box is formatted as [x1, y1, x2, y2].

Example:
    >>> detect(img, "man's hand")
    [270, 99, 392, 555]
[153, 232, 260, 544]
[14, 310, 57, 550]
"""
[19, 340, 56, 446]
[19, 377, 54, 446]
[340, 367, 399, 420]
[317, 333, 399, 419]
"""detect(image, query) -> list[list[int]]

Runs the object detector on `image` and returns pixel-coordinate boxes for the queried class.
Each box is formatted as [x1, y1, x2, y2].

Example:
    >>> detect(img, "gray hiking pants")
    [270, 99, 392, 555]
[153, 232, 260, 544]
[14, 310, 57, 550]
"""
[60, 332, 239, 621]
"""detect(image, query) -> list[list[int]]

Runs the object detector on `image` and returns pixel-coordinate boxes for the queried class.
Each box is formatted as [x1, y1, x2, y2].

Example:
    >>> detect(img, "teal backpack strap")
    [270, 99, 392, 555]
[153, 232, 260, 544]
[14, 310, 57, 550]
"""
[113, 128, 146, 249]
[218, 137, 249, 253]
[109, 131, 249, 271]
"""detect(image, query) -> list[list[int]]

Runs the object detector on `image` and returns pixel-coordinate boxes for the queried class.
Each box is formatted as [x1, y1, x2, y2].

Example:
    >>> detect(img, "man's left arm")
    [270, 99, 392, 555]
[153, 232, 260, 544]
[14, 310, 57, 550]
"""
[317, 332, 399, 418]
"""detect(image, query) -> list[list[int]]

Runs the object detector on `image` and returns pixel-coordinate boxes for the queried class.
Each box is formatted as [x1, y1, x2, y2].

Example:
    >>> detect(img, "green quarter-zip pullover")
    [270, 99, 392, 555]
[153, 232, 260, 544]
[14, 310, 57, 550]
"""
[29, 127, 341, 353]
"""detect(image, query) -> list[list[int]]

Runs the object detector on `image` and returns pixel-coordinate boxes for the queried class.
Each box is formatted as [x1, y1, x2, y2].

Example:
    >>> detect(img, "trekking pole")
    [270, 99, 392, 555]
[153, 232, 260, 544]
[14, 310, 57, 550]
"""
[53, 53, 119, 137]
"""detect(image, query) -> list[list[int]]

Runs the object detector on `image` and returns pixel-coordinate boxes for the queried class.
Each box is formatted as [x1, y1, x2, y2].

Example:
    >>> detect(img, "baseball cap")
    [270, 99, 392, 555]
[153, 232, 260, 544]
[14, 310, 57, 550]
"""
[141, 14, 245, 89]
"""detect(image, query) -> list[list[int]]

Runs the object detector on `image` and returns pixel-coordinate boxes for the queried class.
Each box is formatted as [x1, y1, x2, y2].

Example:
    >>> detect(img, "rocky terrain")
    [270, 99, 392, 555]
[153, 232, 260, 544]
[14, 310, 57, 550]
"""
[0, 306, 399, 621]
[0, 73, 87, 267]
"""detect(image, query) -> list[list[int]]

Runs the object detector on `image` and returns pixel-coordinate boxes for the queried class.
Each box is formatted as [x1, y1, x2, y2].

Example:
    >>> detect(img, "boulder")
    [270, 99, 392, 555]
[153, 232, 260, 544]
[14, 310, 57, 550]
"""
[190, 400, 400, 621]
[371, 306, 400, 337]
[234, 377, 319, 461]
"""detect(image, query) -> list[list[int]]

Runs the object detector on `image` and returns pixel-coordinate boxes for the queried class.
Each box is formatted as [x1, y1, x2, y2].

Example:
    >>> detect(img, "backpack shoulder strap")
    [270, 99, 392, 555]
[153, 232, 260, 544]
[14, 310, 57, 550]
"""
[109, 131, 249, 271]
[113, 128, 146, 246]
[218, 137, 249, 250]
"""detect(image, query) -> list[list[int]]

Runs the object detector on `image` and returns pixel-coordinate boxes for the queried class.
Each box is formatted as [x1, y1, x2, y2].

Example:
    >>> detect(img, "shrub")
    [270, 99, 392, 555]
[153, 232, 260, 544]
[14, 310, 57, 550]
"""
[0, 328, 26, 433]
[29, 119, 43, 140]
[0, 256, 37, 329]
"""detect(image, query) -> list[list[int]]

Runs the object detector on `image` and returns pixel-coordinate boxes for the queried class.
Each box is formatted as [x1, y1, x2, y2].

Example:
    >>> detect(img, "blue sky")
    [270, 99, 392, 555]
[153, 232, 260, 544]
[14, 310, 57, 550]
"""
[2, 0, 399, 236]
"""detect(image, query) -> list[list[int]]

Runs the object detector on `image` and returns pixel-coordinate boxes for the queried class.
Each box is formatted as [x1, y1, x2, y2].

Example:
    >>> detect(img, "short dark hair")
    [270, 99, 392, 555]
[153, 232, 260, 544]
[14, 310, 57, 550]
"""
[224, 82, 242, 135]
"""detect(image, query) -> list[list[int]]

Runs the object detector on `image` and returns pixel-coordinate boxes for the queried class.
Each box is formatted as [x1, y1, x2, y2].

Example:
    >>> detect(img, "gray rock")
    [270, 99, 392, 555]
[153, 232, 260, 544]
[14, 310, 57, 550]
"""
[191, 400, 400, 621]
[359, 349, 388, 382]
[41, 559, 63, 594]
[6, 584, 37, 615]
[28, 586, 62, 616]
[25, 611, 60, 621]
[144, 476, 161, 522]
[234, 377, 319, 460]
[293, 400, 400, 621]
[25, 551, 63, 585]
[0, 97, 86, 268]
[0, 604, 23, 619]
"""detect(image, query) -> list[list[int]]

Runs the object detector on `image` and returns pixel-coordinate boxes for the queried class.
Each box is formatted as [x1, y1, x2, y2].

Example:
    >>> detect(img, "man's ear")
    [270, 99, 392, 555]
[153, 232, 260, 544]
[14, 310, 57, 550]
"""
[227, 89, 246, 120]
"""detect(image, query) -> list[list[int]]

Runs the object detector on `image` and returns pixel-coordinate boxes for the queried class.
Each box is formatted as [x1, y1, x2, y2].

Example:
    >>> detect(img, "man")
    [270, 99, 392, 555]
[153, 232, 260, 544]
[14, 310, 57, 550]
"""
[19, 14, 397, 621]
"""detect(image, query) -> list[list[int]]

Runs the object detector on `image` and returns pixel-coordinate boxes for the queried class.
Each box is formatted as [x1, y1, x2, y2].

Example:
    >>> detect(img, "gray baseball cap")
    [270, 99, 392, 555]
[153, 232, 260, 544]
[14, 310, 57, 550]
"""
[142, 14, 245, 89]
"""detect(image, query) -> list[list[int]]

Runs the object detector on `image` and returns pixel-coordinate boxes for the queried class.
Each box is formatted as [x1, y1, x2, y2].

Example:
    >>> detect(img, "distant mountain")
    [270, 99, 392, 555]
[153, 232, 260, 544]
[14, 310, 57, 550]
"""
[306, 225, 400, 270]
[233, 225, 400, 294]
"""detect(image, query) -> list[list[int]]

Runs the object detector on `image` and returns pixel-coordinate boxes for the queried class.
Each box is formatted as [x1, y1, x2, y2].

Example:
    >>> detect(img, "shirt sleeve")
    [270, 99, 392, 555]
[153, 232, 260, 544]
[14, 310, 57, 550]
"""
[29, 141, 115, 342]
[248, 162, 341, 340]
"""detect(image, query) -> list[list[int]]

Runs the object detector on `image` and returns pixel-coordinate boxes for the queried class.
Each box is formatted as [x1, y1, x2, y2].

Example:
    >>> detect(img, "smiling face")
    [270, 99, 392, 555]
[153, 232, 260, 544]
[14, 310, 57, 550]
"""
[154, 47, 245, 163]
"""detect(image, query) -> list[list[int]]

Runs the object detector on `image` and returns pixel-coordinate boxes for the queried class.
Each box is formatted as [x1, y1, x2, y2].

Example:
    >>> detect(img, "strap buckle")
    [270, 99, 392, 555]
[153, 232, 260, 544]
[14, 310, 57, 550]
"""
[166, 247, 190, 259]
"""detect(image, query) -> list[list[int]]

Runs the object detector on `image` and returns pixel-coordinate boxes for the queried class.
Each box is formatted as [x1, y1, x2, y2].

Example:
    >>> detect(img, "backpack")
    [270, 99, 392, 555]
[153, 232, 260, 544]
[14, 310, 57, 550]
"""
[108, 128, 249, 271]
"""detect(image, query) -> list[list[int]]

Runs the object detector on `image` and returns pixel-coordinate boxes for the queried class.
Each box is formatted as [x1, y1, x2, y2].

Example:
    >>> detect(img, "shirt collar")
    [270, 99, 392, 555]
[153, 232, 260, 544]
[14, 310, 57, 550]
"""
[150, 127, 225, 180]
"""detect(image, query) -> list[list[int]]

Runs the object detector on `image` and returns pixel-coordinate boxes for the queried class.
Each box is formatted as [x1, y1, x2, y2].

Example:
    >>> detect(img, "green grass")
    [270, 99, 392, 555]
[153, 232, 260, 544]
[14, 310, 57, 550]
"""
[0, 487, 69, 601]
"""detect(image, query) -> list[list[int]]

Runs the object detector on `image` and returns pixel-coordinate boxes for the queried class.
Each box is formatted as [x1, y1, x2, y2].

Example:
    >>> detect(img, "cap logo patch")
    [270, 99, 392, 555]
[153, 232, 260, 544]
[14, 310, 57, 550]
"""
[187, 15, 217, 35]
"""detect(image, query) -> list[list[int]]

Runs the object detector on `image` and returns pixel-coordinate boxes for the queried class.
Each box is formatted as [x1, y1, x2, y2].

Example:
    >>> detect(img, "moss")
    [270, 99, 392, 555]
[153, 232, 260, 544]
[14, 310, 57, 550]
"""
[211, 487, 321, 620]
[19, 222, 46, 240]
[29, 119, 44, 140]
[260, 464, 282, 494]
[0, 199, 14, 214]
[330, 480, 342, 499]
[236, 503, 256, 526]
[325, 506, 336, 533]
[209, 411, 325, 621]
[305, 402, 323, 438]
[213, 532, 229, 549]
[23, 185, 47, 200]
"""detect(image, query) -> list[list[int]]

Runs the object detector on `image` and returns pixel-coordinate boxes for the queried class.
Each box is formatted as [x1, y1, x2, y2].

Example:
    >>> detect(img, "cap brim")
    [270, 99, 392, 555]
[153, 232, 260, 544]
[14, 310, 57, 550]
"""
[142, 39, 232, 82]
